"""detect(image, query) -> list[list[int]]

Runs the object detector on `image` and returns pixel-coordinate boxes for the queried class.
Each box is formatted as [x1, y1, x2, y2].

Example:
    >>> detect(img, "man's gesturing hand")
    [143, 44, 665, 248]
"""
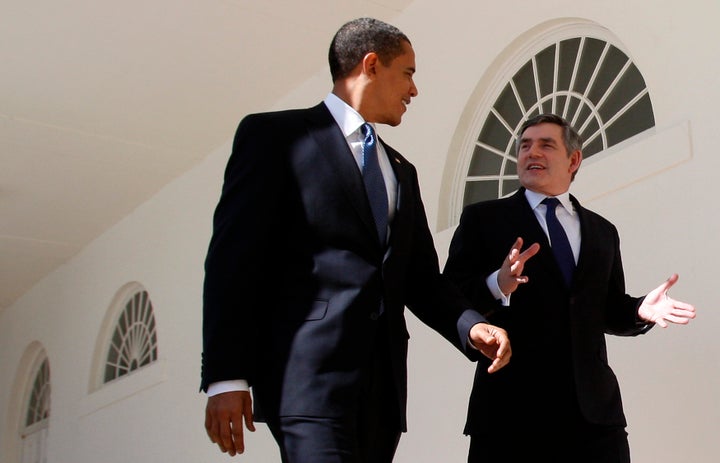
[470, 323, 512, 373]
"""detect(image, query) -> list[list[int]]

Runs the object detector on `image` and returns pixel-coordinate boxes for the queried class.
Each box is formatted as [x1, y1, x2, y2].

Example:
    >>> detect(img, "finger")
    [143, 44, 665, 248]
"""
[669, 299, 696, 313]
[656, 273, 679, 295]
[487, 357, 501, 373]
[495, 335, 511, 359]
[244, 402, 256, 432]
[219, 417, 238, 456]
[487, 352, 510, 373]
[512, 236, 524, 252]
[231, 419, 245, 454]
[665, 310, 696, 323]
[205, 413, 220, 446]
[518, 242, 541, 263]
[472, 325, 498, 346]
[506, 237, 523, 261]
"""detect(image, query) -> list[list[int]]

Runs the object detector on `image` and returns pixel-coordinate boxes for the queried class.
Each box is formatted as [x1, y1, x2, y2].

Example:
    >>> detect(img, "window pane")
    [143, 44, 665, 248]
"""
[468, 145, 504, 176]
[606, 93, 655, 147]
[536, 44, 556, 101]
[512, 62, 538, 113]
[493, 83, 523, 129]
[557, 38, 581, 91]
[477, 112, 511, 152]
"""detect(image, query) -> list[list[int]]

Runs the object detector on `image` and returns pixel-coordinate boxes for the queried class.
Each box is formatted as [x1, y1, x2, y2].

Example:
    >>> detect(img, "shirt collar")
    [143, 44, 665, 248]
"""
[524, 189, 575, 215]
[323, 93, 370, 138]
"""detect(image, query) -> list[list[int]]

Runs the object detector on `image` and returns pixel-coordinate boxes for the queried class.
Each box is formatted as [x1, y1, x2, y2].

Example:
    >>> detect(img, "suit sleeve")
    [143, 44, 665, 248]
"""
[602, 222, 651, 336]
[401, 167, 488, 355]
[201, 114, 283, 391]
[443, 204, 506, 315]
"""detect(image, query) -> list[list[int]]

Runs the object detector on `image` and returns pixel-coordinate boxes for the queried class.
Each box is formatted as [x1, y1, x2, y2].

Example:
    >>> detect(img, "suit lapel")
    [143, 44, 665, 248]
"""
[509, 189, 552, 249]
[572, 196, 603, 286]
[304, 104, 379, 243]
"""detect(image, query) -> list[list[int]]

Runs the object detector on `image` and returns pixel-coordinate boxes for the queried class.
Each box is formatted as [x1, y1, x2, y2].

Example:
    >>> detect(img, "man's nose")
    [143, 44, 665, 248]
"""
[410, 80, 418, 97]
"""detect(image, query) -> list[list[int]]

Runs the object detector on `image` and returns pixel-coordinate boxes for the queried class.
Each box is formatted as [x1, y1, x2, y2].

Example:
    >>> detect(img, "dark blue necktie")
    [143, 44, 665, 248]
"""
[542, 197, 575, 286]
[361, 123, 388, 245]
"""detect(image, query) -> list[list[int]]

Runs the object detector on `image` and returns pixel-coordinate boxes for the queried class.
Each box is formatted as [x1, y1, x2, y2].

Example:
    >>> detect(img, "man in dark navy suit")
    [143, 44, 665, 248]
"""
[444, 114, 696, 462]
[201, 18, 513, 463]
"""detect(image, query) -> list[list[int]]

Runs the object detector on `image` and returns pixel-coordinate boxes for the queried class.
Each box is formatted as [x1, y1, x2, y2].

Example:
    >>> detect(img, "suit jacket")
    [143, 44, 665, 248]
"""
[201, 102, 485, 430]
[444, 188, 650, 435]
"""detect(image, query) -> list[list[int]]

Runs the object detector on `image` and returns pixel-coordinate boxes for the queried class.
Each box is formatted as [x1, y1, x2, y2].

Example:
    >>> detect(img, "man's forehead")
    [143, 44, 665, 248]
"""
[521, 123, 562, 139]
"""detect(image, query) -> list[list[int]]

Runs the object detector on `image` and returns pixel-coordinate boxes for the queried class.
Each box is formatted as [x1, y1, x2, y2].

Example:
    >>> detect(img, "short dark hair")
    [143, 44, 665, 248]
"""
[328, 17, 410, 82]
[517, 114, 583, 156]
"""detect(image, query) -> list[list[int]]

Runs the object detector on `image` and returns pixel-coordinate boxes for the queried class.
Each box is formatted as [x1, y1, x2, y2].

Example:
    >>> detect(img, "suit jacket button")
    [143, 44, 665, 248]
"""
[370, 312, 380, 321]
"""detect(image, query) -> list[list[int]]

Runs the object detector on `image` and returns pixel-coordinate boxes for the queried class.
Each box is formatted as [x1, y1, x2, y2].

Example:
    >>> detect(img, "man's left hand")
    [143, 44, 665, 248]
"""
[469, 323, 511, 373]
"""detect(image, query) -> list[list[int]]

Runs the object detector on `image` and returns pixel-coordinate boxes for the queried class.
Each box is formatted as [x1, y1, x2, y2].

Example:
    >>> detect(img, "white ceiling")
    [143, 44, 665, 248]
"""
[0, 1, 410, 310]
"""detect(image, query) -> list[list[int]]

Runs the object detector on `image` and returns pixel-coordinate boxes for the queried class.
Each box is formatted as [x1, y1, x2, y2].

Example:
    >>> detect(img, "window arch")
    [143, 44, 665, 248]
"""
[104, 287, 158, 383]
[91, 282, 159, 390]
[20, 348, 50, 463]
[438, 19, 656, 229]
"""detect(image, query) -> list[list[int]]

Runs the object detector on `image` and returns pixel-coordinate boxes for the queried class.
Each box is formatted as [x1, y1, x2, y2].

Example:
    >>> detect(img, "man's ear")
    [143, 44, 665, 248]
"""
[569, 149, 582, 174]
[362, 52, 380, 78]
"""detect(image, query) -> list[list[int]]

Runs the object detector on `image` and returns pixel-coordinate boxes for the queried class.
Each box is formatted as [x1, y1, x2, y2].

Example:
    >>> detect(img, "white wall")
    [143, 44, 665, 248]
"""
[2, 1, 718, 462]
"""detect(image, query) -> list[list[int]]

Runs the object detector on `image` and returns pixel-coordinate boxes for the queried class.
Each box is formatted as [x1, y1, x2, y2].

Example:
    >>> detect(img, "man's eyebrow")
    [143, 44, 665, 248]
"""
[519, 136, 557, 144]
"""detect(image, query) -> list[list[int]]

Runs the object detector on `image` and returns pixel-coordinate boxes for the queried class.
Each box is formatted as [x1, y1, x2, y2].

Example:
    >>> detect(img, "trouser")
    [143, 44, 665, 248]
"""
[267, 318, 402, 463]
[467, 419, 630, 463]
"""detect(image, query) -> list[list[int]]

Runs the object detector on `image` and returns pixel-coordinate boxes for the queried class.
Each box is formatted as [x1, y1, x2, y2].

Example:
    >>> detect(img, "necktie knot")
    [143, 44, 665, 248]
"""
[542, 197, 560, 208]
[361, 123, 376, 171]
[542, 197, 575, 286]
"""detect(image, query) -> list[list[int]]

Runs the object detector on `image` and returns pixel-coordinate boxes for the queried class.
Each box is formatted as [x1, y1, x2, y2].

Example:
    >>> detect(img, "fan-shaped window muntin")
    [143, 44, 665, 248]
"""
[464, 36, 655, 207]
[19, 353, 50, 463]
[103, 289, 158, 383]
[24, 358, 50, 429]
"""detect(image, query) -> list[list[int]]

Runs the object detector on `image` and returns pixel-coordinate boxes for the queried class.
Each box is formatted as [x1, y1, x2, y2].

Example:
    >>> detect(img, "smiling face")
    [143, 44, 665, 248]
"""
[516, 122, 582, 196]
[364, 40, 418, 126]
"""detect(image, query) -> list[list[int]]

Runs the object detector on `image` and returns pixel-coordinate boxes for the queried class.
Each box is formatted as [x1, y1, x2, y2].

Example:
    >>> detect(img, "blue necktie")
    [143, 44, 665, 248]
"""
[361, 123, 388, 245]
[542, 197, 575, 287]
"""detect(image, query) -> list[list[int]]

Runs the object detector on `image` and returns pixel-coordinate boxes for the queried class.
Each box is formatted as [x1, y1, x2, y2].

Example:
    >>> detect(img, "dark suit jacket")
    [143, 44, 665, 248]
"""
[201, 102, 485, 431]
[444, 188, 650, 435]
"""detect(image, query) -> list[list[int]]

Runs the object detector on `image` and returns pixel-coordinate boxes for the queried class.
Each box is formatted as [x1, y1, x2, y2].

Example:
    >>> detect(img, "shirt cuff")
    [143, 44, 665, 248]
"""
[206, 380, 249, 396]
[486, 270, 511, 306]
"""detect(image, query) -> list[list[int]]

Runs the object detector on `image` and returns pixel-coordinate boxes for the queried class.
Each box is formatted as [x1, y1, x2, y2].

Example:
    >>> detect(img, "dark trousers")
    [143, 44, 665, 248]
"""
[267, 318, 401, 463]
[467, 421, 630, 463]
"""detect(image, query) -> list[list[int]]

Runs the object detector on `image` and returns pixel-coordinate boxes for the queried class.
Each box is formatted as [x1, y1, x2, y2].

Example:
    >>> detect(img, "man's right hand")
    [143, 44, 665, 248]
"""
[498, 237, 540, 295]
[205, 391, 255, 456]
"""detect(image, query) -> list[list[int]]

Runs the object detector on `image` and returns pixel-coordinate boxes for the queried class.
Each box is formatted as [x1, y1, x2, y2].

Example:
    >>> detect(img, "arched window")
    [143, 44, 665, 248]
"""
[83, 283, 165, 413]
[103, 287, 158, 383]
[21, 355, 50, 463]
[90, 283, 159, 390]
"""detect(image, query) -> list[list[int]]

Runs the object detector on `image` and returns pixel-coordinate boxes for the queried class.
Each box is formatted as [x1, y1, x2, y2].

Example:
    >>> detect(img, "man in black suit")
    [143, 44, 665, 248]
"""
[444, 114, 696, 462]
[201, 18, 512, 463]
